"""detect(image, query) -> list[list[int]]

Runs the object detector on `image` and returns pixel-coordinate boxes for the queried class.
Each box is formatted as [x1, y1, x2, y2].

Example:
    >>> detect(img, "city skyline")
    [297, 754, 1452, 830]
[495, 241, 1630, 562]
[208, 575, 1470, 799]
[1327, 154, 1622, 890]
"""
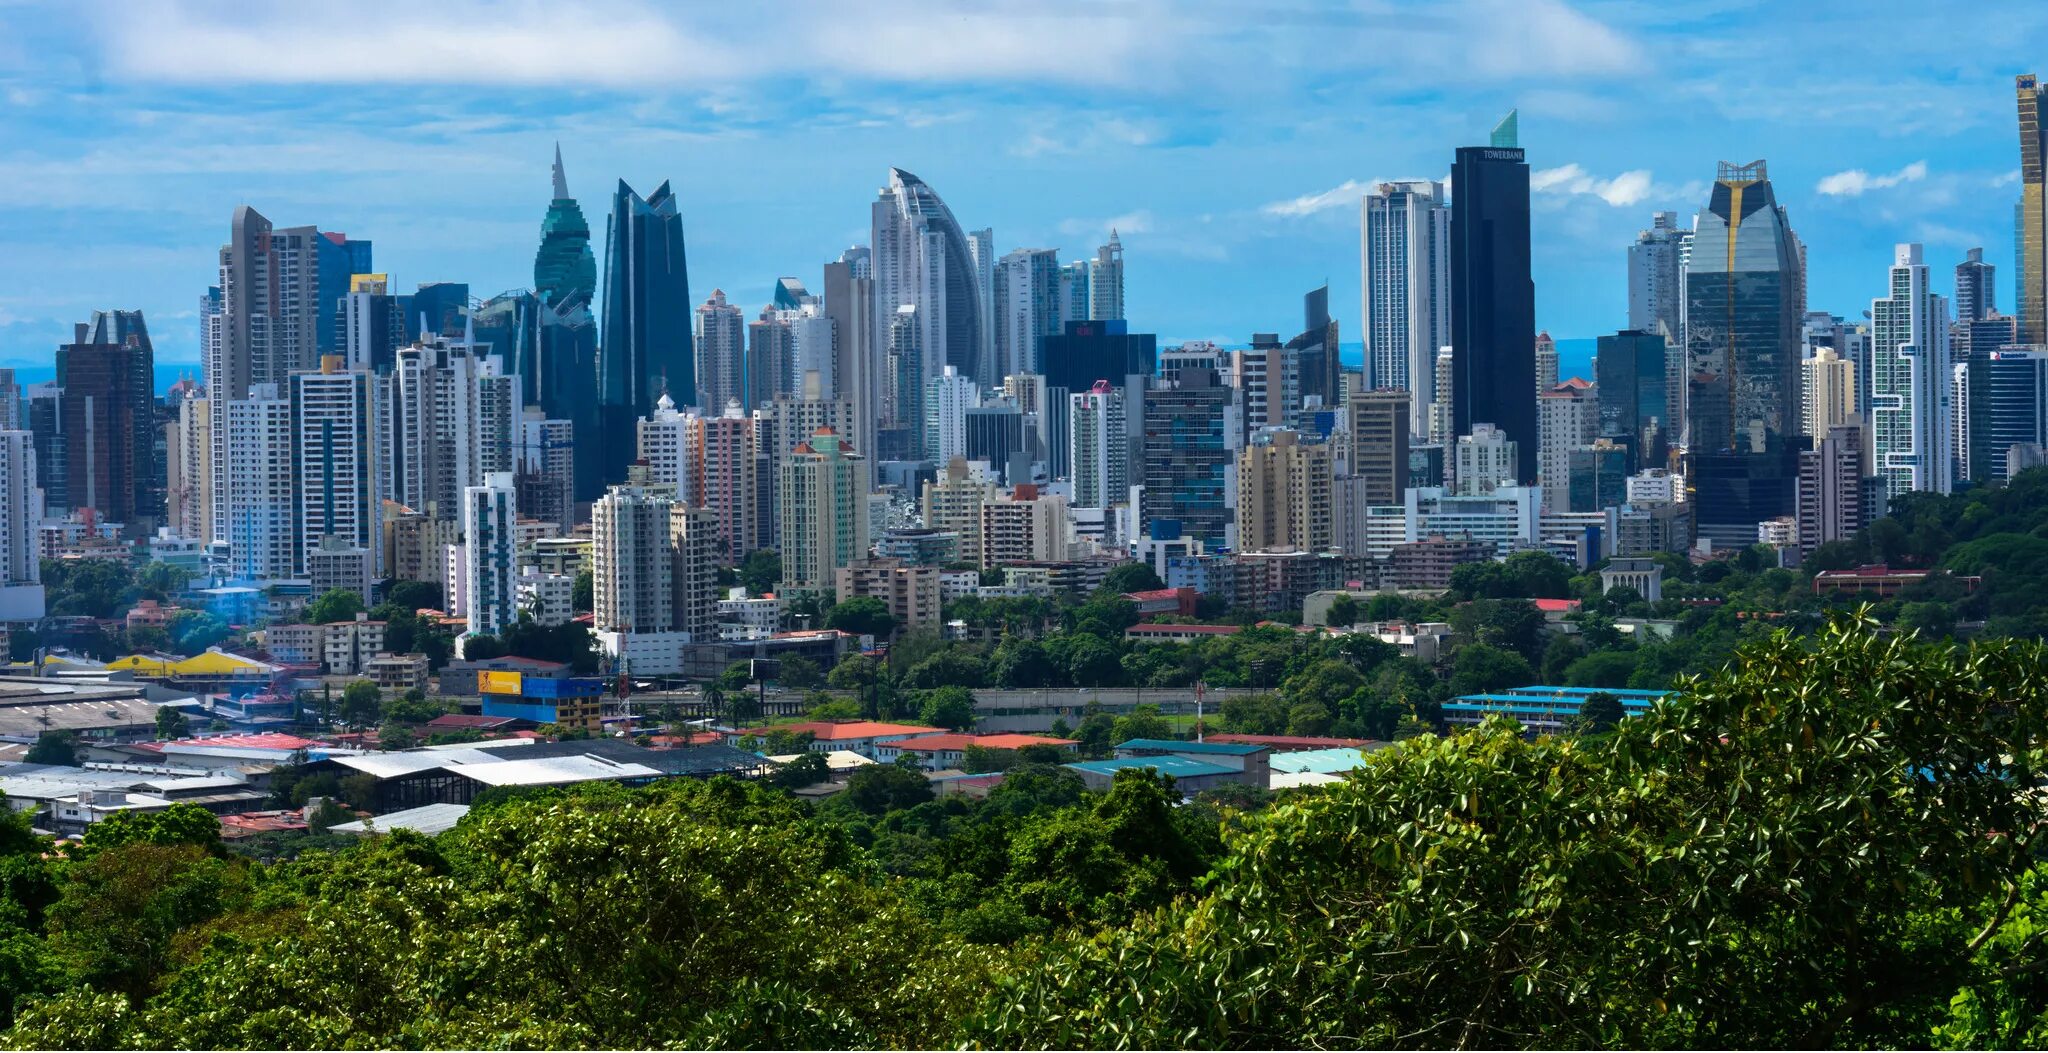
[3, 2, 2046, 365]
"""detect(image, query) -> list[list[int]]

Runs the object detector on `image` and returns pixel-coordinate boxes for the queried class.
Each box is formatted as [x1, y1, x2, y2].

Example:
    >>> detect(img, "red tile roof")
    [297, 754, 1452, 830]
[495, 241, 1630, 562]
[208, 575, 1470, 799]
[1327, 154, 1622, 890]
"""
[737, 720, 943, 742]
[1128, 623, 1241, 636]
[168, 732, 329, 751]
[1532, 598, 1582, 613]
[888, 733, 1078, 752]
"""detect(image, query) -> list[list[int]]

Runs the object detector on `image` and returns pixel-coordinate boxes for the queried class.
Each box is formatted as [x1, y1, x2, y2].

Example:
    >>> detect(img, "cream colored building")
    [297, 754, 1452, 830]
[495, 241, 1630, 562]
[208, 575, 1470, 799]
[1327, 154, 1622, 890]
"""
[1237, 429, 1334, 553]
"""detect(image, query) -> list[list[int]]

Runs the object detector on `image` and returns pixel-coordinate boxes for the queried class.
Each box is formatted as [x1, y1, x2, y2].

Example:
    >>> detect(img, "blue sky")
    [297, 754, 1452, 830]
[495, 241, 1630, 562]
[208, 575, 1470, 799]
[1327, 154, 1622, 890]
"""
[0, 0, 2043, 371]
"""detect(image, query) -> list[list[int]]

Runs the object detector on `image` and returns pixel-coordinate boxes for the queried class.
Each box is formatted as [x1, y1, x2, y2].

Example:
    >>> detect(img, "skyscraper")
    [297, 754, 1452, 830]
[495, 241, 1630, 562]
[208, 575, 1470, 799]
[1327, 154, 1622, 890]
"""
[968, 227, 996, 379]
[1870, 243, 1953, 496]
[1361, 180, 1452, 436]
[1237, 429, 1334, 553]
[0, 431, 43, 620]
[1804, 347, 1857, 440]
[290, 359, 381, 577]
[871, 169, 986, 388]
[1090, 231, 1125, 321]
[1966, 347, 2048, 482]
[925, 365, 979, 464]
[165, 392, 210, 542]
[600, 179, 694, 486]
[1536, 378, 1596, 506]
[1685, 161, 1804, 456]
[531, 149, 602, 501]
[1628, 212, 1690, 339]
[1450, 114, 1537, 483]
[1139, 367, 1239, 548]
[995, 248, 1061, 379]
[57, 310, 157, 536]
[592, 484, 682, 670]
[747, 304, 796, 409]
[1290, 285, 1342, 412]
[778, 429, 869, 597]
[1345, 388, 1410, 507]
[2018, 74, 2046, 343]
[220, 385, 295, 581]
[1595, 329, 1670, 470]
[1069, 381, 1126, 510]
[1797, 422, 1868, 555]
[1534, 331, 1558, 396]
[694, 290, 746, 414]
[462, 473, 517, 641]
[824, 252, 878, 487]
[1956, 247, 1997, 325]
[342, 275, 406, 375]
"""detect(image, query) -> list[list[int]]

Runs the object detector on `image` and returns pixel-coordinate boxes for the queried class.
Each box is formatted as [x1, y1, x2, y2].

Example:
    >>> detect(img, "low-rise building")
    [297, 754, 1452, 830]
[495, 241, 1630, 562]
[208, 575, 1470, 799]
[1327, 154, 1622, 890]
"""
[834, 559, 943, 635]
[872, 732, 1078, 769]
[734, 720, 943, 758]
[1811, 565, 1980, 598]
[1387, 536, 1492, 588]
[1125, 623, 1243, 645]
[363, 653, 429, 694]
[1599, 557, 1665, 602]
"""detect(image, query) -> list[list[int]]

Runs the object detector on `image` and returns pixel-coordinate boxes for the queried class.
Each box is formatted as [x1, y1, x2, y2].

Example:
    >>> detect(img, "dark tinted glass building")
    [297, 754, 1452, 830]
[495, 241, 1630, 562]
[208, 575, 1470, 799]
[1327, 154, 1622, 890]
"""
[1139, 368, 1236, 547]
[1288, 285, 1341, 410]
[1594, 329, 1669, 470]
[57, 310, 158, 536]
[599, 179, 694, 487]
[1449, 128, 1537, 483]
[1040, 319, 1156, 395]
[1685, 161, 1803, 455]
[1967, 347, 2048, 482]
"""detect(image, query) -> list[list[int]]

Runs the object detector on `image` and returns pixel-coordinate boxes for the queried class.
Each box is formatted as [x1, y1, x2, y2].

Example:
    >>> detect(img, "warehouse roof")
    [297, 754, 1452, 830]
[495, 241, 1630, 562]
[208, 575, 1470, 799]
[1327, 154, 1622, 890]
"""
[446, 754, 660, 787]
[1116, 738, 1265, 757]
[1270, 747, 1375, 776]
[331, 803, 471, 837]
[1066, 756, 1238, 779]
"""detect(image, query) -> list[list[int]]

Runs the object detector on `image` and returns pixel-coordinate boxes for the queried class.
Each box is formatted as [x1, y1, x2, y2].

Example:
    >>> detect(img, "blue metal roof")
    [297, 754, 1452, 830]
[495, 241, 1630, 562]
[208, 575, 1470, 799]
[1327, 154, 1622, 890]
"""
[1067, 756, 1238, 778]
[1270, 748, 1372, 775]
[1116, 738, 1264, 756]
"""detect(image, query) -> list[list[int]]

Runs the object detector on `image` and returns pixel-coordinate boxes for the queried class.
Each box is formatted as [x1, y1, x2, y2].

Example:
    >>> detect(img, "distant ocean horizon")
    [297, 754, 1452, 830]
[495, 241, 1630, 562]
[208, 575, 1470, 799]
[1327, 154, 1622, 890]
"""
[2, 340, 1600, 398]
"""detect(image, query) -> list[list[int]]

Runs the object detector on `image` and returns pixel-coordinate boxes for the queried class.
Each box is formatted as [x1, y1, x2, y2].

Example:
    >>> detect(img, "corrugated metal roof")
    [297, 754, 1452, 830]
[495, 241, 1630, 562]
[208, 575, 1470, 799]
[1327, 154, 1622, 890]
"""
[1066, 756, 1237, 778]
[330, 803, 471, 836]
[446, 755, 661, 787]
[1117, 738, 1264, 756]
[1270, 748, 1373, 775]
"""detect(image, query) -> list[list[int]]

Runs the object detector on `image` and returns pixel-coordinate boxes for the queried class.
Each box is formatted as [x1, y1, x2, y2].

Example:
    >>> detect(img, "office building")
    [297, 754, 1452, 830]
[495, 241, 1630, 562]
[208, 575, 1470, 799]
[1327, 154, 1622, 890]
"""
[1230, 333, 1299, 439]
[1616, 501, 1694, 557]
[1688, 444, 1802, 552]
[1070, 382, 1127, 510]
[980, 484, 1070, 567]
[1450, 113, 1538, 483]
[1345, 388, 1410, 506]
[872, 168, 987, 387]
[1687, 161, 1804, 456]
[1956, 247, 1996, 326]
[1798, 421, 1867, 555]
[1361, 180, 1451, 432]
[1139, 367, 1240, 548]
[778, 428, 869, 596]
[1804, 346, 1858, 440]
[1967, 347, 2048, 482]
[343, 274, 406, 374]
[2019, 74, 2046, 343]
[1237, 430, 1334, 553]
[599, 179, 693, 487]
[1455, 423, 1519, 496]
[1595, 329, 1669, 469]
[747, 304, 797, 409]
[994, 248, 1061, 379]
[1566, 441, 1629, 513]
[824, 252, 878, 488]
[0, 431, 44, 620]
[693, 289, 746, 414]
[1870, 243, 1953, 496]
[1536, 378, 1596, 503]
[409, 282, 470, 340]
[1040, 319, 1158, 397]
[1290, 285, 1343, 413]
[290, 359, 381, 578]
[56, 310, 157, 536]
[964, 404, 1027, 482]
[462, 473, 518, 641]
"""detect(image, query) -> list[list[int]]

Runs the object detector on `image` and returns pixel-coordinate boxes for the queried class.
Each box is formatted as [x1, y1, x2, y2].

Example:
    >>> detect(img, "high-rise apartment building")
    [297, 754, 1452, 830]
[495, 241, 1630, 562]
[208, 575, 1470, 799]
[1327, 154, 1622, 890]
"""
[637, 393, 694, 495]
[1797, 422, 1868, 555]
[668, 504, 720, 641]
[1536, 378, 1597, 505]
[923, 458, 996, 567]
[1803, 311, 1872, 420]
[1534, 331, 1558, 396]
[979, 484, 1070, 567]
[1090, 231, 1125, 321]
[514, 410, 575, 530]
[1070, 381, 1127, 510]
[462, 473, 517, 640]
[1361, 180, 1451, 432]
[1450, 114, 1538, 484]
[758, 383, 855, 550]
[1956, 247, 1997, 325]
[778, 429, 869, 596]
[824, 252, 878, 488]
[694, 289, 746, 413]
[1237, 430, 1334, 553]
[219, 385, 295, 581]
[994, 248, 1061, 380]
[2018, 74, 2046, 343]
[1870, 243, 1953, 496]
[0, 431, 43, 620]
[56, 310, 157, 536]
[968, 228, 996, 377]
[165, 392, 210, 542]
[290, 359, 382, 578]
[1455, 423, 1519, 497]
[871, 169, 986, 388]
[342, 274, 406, 374]
[925, 365, 979, 463]
[1229, 334, 1300, 439]
[1804, 347, 1858, 440]
[747, 304, 796, 409]
[1345, 388, 1411, 506]
[599, 179, 693, 487]
[1627, 210, 1690, 334]
[591, 484, 686, 671]
[687, 401, 758, 565]
[387, 339, 520, 522]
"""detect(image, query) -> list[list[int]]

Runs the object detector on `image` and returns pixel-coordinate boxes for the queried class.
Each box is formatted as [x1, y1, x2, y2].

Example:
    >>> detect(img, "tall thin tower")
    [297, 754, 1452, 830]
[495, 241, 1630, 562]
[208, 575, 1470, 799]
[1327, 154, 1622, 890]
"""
[1362, 180, 1451, 438]
[2018, 74, 2046, 343]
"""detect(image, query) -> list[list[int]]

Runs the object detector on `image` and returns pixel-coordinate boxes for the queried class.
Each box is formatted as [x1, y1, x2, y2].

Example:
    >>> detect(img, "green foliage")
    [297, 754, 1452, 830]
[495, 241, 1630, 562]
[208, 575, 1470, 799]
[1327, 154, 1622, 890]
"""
[776, 655, 824, 690]
[844, 763, 934, 815]
[824, 596, 898, 639]
[1574, 691, 1623, 733]
[302, 588, 365, 625]
[570, 568, 593, 614]
[23, 733, 78, 768]
[1324, 593, 1360, 627]
[337, 681, 381, 728]
[1447, 642, 1536, 697]
[152, 707, 189, 741]
[382, 580, 443, 612]
[1449, 550, 1576, 600]
[380, 689, 449, 725]
[38, 558, 136, 620]
[1110, 704, 1170, 745]
[918, 686, 976, 731]
[740, 550, 782, 596]
[1099, 562, 1166, 594]
[766, 751, 829, 789]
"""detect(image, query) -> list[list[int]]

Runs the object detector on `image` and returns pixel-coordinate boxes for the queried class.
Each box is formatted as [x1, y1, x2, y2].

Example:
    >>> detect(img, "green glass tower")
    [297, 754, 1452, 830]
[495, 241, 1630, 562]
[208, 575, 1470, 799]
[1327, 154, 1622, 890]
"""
[532, 145, 603, 500]
[535, 144, 597, 311]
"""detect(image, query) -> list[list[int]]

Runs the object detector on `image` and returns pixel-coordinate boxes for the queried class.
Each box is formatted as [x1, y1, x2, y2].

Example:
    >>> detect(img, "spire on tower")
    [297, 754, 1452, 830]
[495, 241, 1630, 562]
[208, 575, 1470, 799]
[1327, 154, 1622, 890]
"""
[551, 142, 569, 200]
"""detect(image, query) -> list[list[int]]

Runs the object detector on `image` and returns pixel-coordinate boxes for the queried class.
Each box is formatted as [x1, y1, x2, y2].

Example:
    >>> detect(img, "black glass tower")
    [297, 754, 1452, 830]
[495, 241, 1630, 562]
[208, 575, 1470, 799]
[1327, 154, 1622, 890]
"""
[1449, 114, 1537, 484]
[599, 179, 693, 487]
[1595, 329, 1670, 471]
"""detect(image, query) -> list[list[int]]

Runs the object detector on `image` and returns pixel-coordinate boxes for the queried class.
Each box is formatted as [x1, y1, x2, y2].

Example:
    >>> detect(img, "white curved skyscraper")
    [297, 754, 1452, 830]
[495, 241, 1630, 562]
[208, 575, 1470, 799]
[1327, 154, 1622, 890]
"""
[871, 168, 988, 401]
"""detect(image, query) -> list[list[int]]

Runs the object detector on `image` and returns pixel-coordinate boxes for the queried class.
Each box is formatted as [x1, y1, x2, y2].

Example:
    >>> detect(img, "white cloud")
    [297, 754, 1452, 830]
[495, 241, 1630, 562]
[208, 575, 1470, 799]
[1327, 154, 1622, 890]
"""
[1059, 211, 1152, 237]
[1261, 180, 1373, 218]
[1531, 164, 1657, 207]
[1816, 160, 1928, 197]
[92, 0, 1166, 88]
[1462, 0, 1641, 78]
